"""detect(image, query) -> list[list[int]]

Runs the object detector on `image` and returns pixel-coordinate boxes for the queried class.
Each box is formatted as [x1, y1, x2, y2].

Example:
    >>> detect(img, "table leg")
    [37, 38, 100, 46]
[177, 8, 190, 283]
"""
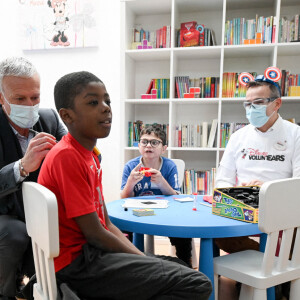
[133, 233, 144, 252]
[199, 238, 215, 300]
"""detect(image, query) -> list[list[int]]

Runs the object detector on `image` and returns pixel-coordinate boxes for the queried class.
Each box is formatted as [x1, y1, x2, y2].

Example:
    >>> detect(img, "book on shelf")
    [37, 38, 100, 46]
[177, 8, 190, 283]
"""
[143, 78, 170, 99]
[201, 122, 208, 148]
[128, 121, 169, 147]
[224, 15, 276, 45]
[177, 21, 216, 47]
[279, 14, 300, 43]
[219, 122, 248, 148]
[207, 119, 218, 148]
[174, 121, 219, 148]
[181, 168, 216, 195]
[131, 25, 171, 49]
[175, 76, 219, 98]
[222, 72, 257, 98]
[279, 70, 300, 97]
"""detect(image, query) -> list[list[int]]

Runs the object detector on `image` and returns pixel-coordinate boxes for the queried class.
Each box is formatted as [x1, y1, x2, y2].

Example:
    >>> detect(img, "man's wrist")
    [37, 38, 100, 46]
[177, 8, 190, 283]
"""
[19, 159, 29, 177]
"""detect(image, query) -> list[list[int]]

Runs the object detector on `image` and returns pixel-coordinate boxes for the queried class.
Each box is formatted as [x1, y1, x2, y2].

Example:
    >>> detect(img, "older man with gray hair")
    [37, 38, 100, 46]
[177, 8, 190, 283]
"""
[0, 57, 66, 299]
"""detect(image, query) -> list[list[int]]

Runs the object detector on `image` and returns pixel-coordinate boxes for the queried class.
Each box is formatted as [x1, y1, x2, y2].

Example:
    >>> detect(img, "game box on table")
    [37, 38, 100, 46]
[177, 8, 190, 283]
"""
[212, 186, 260, 223]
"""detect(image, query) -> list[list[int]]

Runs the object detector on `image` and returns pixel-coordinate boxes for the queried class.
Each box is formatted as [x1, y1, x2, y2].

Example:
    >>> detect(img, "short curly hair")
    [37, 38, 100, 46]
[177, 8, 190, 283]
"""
[140, 125, 167, 145]
[54, 71, 103, 112]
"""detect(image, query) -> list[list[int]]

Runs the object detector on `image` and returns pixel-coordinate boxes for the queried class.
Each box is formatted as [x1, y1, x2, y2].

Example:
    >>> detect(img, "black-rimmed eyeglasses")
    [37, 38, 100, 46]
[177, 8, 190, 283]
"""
[139, 139, 163, 148]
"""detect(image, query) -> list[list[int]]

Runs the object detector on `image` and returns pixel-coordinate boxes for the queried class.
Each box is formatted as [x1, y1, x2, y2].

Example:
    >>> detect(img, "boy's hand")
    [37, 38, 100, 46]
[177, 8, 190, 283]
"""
[149, 169, 163, 185]
[128, 163, 144, 185]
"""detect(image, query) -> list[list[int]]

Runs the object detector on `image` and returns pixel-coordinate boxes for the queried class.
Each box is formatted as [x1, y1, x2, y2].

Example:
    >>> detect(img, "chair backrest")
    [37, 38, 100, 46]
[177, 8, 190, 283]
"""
[258, 177, 300, 276]
[172, 159, 185, 188]
[22, 182, 60, 300]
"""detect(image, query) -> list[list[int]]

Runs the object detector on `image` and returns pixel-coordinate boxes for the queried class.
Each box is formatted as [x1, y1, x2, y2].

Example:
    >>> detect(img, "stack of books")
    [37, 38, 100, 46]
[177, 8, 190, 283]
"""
[181, 168, 216, 195]
[224, 15, 276, 45]
[128, 121, 169, 147]
[279, 70, 300, 96]
[143, 79, 170, 99]
[219, 122, 247, 148]
[175, 76, 219, 98]
[174, 119, 218, 148]
[222, 72, 257, 98]
[132, 26, 171, 49]
[279, 15, 300, 43]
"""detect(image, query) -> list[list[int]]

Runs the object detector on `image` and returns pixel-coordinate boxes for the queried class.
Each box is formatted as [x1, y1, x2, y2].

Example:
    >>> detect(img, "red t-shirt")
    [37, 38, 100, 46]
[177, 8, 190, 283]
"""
[38, 133, 108, 272]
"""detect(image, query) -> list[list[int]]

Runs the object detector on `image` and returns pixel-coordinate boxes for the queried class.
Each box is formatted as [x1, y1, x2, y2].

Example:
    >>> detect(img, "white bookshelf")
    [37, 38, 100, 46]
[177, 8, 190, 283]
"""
[120, 0, 300, 178]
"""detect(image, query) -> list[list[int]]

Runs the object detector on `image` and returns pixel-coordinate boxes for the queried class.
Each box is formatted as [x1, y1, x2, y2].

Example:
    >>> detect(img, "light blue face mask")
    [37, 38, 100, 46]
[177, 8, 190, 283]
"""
[2, 94, 39, 128]
[246, 104, 274, 128]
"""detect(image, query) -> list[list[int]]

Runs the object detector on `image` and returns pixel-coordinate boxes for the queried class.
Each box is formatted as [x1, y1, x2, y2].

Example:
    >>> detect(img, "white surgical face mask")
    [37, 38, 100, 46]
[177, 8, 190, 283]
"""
[2, 94, 39, 128]
[246, 104, 275, 128]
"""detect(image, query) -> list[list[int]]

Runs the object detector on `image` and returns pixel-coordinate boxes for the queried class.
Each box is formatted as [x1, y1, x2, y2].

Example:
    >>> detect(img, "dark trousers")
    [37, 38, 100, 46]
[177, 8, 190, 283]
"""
[57, 243, 212, 300]
[169, 237, 192, 267]
[123, 232, 192, 267]
[0, 215, 35, 297]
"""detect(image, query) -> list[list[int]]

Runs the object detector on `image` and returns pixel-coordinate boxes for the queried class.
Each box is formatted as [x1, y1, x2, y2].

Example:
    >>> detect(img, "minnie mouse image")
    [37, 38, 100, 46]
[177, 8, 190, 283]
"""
[48, 0, 70, 47]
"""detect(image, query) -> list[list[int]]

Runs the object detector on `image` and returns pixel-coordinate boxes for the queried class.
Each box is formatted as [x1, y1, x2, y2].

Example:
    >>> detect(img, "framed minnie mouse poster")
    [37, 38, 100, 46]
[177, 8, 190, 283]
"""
[18, 0, 98, 50]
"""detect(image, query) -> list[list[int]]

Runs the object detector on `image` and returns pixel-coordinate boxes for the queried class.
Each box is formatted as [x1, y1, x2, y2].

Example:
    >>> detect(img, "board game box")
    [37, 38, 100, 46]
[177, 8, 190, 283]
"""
[212, 186, 260, 223]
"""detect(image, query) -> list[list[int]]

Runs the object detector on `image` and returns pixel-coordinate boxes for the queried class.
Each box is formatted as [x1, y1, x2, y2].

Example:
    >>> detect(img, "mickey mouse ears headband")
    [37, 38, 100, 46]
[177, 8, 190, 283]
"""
[238, 67, 281, 94]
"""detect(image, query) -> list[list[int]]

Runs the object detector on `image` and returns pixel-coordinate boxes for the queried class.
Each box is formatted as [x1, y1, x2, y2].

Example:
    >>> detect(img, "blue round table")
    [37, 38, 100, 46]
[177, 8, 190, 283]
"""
[107, 195, 273, 300]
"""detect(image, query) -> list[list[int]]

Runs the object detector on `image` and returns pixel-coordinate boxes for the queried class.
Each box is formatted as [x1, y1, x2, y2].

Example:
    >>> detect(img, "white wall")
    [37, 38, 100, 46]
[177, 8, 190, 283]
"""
[0, 0, 121, 202]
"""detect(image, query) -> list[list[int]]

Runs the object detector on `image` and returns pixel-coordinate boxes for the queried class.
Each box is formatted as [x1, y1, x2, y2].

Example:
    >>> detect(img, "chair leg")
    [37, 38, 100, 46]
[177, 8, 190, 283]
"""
[239, 284, 254, 300]
[214, 273, 218, 300]
[191, 238, 198, 269]
[252, 288, 266, 300]
[145, 235, 154, 254]
[290, 278, 300, 300]
[169, 244, 176, 256]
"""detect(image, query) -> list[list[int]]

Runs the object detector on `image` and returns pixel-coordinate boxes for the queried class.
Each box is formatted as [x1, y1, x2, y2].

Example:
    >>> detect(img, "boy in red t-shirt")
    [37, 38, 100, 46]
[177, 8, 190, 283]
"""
[38, 71, 211, 299]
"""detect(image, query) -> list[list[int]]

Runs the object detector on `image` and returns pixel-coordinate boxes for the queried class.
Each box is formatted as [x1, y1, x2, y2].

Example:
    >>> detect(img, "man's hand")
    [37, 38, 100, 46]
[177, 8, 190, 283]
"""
[241, 180, 264, 187]
[21, 132, 57, 173]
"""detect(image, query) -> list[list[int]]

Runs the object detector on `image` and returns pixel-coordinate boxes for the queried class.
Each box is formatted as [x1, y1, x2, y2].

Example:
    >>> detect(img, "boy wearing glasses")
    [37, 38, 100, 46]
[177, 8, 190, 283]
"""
[121, 125, 193, 267]
[215, 76, 300, 255]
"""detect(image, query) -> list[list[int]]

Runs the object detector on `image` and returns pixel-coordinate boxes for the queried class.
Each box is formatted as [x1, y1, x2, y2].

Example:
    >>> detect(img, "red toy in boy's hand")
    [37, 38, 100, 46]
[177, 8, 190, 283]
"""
[139, 167, 152, 177]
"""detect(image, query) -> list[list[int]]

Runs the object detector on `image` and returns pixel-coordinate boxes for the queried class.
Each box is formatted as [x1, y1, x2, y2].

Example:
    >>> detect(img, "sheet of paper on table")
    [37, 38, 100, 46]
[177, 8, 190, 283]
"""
[122, 199, 169, 208]
[173, 197, 194, 202]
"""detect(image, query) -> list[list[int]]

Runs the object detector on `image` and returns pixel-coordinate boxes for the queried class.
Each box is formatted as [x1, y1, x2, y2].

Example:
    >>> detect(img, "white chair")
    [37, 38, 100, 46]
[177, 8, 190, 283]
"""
[22, 182, 61, 300]
[213, 177, 300, 300]
[172, 159, 185, 189]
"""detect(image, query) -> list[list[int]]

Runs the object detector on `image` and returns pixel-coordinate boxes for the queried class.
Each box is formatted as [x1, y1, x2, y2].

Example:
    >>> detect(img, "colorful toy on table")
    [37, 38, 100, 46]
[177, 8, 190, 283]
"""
[139, 167, 152, 177]
[132, 208, 155, 216]
[212, 186, 260, 223]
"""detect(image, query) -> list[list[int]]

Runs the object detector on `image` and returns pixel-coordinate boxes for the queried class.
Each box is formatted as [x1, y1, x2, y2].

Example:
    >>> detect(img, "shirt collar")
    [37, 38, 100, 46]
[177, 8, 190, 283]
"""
[139, 156, 163, 171]
[253, 114, 282, 135]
